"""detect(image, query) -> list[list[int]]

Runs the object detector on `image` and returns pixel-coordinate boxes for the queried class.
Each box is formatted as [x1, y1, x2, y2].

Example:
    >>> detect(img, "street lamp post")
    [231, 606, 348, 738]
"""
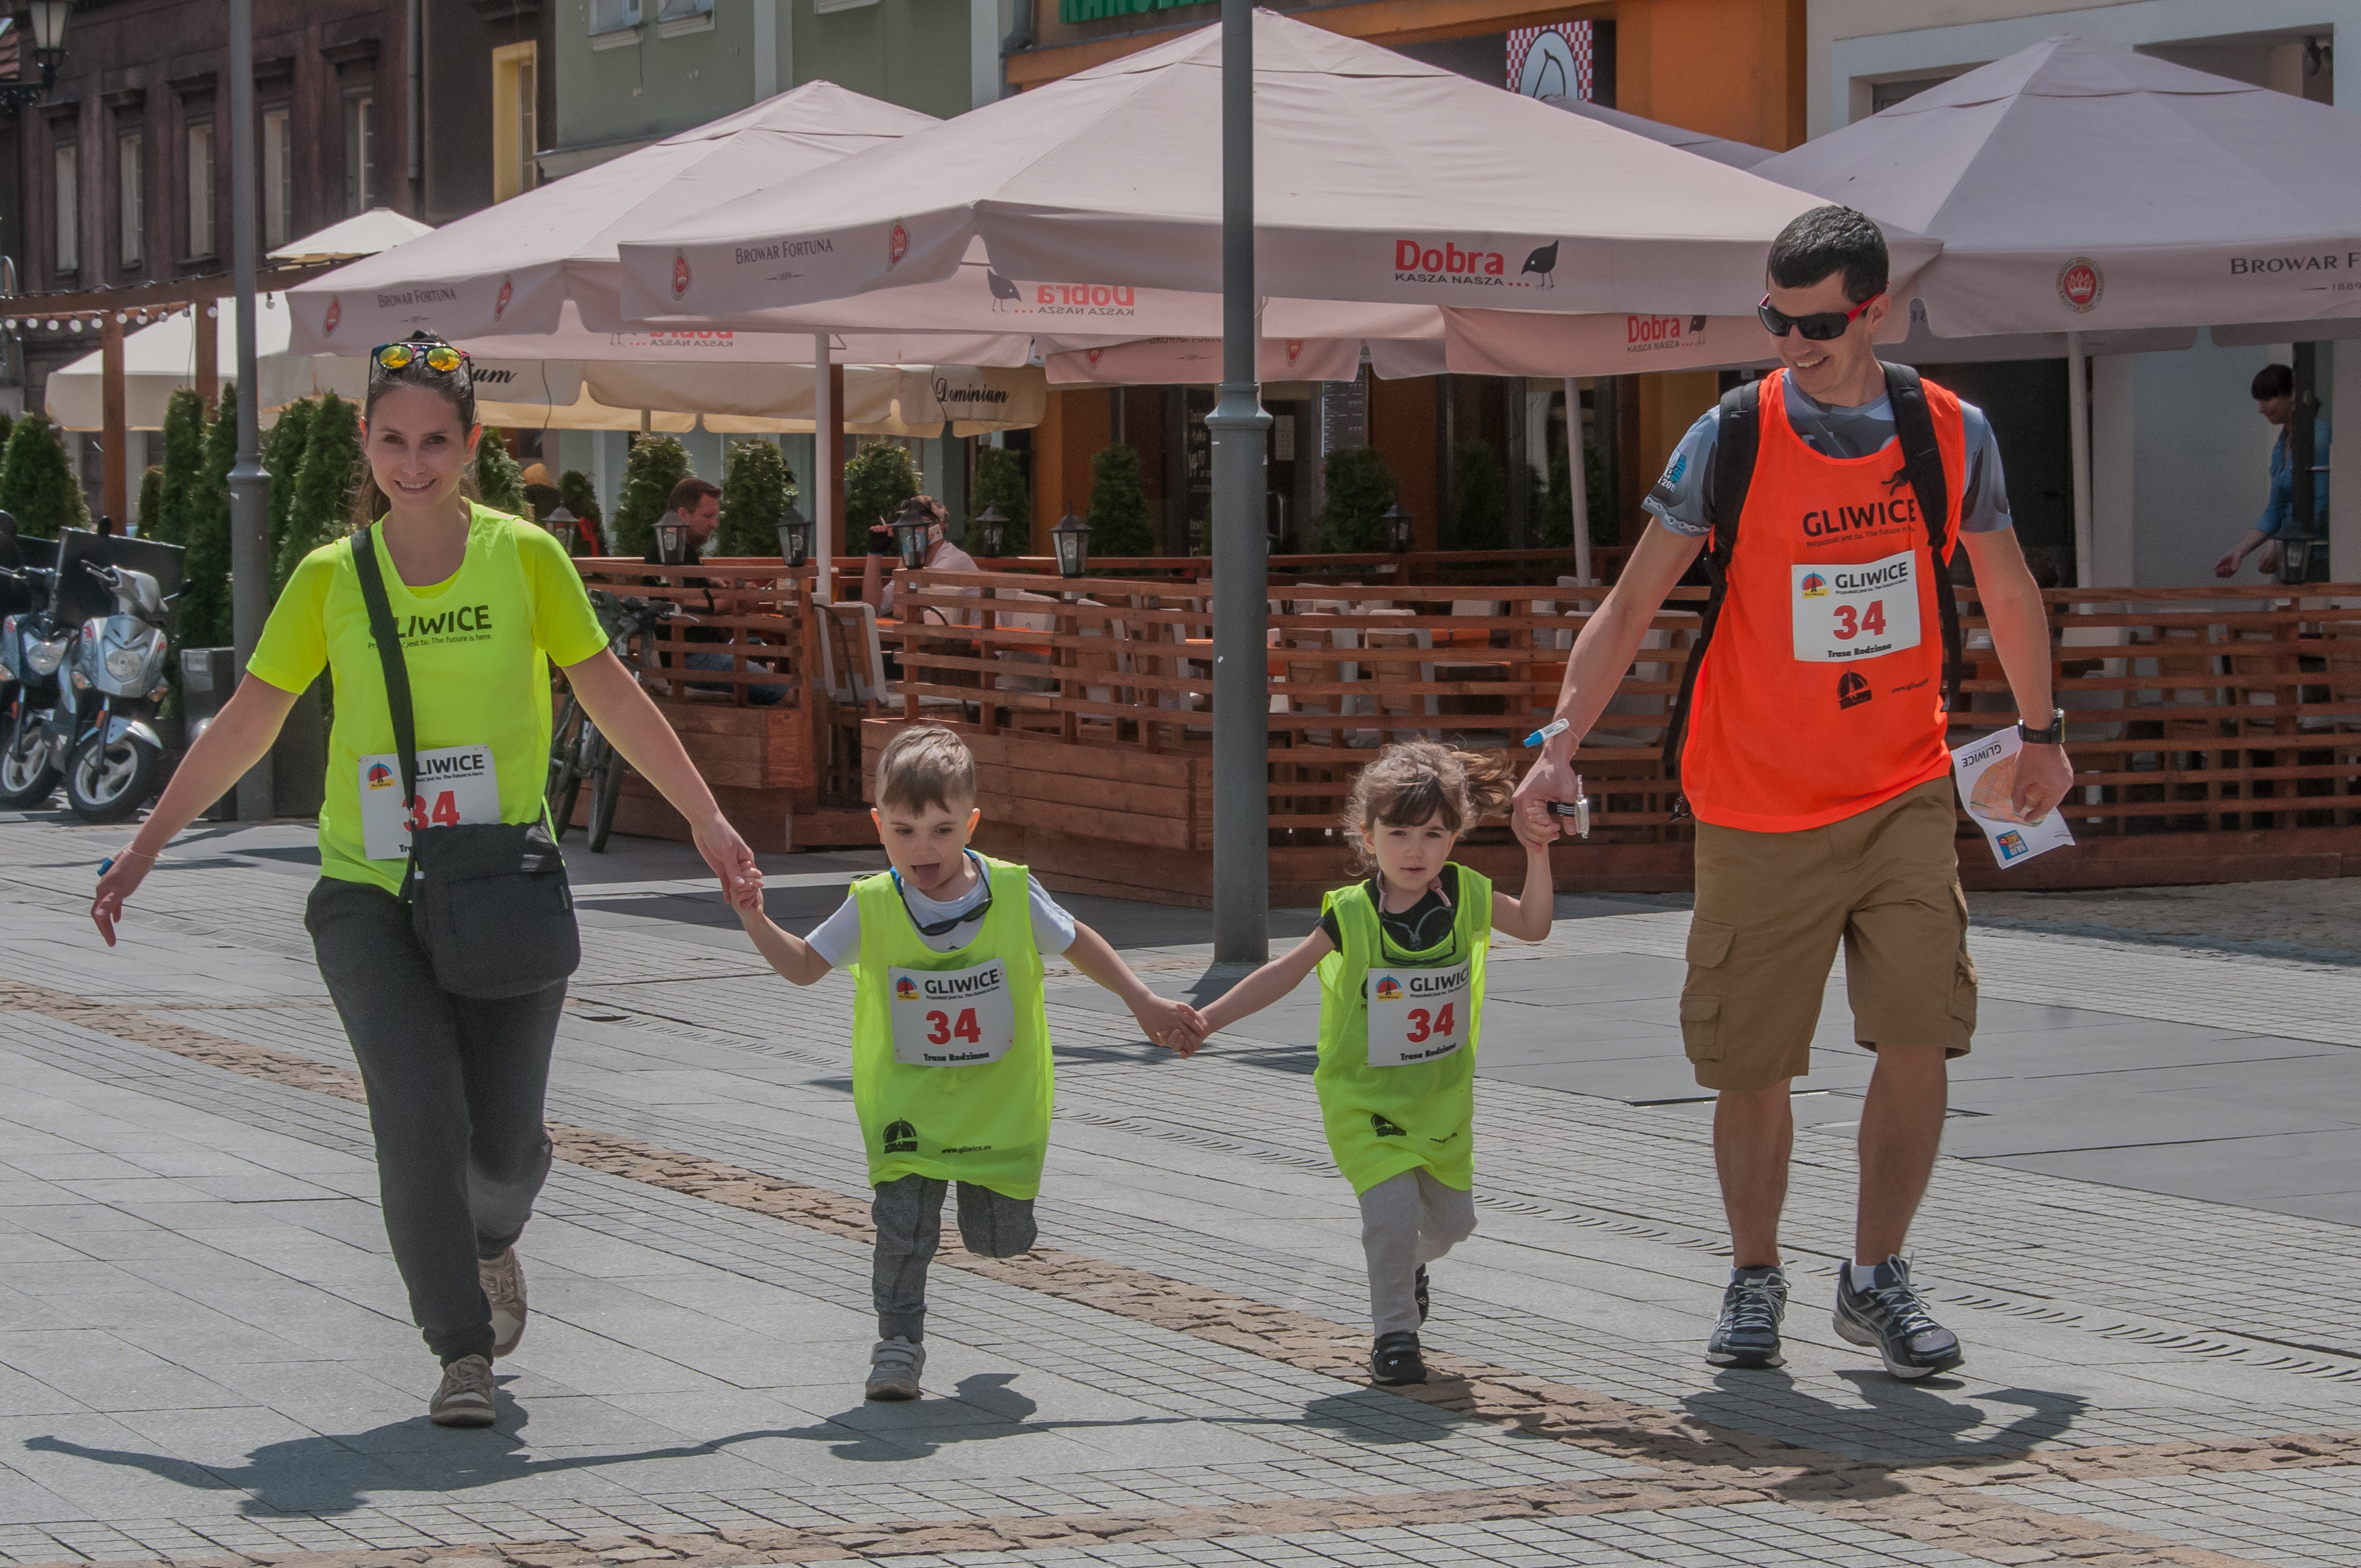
[229, 0, 273, 820]
[0, 2, 75, 110]
[1207, 0, 1272, 965]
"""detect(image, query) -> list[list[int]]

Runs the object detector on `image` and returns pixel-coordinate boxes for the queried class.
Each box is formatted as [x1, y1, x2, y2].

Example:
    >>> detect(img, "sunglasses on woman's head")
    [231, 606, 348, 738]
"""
[1757, 292, 1882, 341]
[372, 341, 469, 374]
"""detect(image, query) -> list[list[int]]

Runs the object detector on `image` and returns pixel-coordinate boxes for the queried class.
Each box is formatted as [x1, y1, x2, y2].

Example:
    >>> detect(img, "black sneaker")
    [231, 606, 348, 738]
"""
[1706, 1265, 1788, 1369]
[1414, 1265, 1430, 1324]
[1370, 1331, 1426, 1385]
[1834, 1256, 1964, 1380]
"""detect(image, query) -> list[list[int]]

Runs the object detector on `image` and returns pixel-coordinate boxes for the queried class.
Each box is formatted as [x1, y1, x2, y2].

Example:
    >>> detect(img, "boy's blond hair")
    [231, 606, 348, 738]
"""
[875, 725, 977, 816]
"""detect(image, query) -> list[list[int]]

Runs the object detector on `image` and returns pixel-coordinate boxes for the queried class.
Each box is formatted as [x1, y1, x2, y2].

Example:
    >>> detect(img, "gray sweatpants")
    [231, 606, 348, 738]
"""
[871, 1174, 1037, 1341]
[1359, 1168, 1477, 1337]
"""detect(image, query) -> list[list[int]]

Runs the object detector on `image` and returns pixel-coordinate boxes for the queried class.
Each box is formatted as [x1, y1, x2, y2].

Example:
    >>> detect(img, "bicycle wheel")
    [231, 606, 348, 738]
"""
[586, 730, 624, 853]
[546, 696, 584, 839]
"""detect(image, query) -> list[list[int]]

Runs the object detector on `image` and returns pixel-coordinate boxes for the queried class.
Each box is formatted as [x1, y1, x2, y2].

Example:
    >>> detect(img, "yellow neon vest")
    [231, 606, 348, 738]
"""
[847, 855, 1054, 1199]
[1315, 867, 1491, 1196]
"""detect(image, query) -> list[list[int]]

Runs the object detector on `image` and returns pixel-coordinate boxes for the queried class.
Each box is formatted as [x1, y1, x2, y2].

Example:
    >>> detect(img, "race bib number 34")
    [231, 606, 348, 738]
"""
[890, 960, 1018, 1066]
[358, 745, 500, 861]
[1792, 549, 1922, 663]
[1365, 961, 1472, 1067]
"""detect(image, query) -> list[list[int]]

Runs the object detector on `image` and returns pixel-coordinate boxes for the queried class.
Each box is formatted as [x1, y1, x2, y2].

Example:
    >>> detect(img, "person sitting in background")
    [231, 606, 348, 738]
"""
[641, 476, 787, 705]
[863, 496, 978, 624]
[2216, 362, 2330, 581]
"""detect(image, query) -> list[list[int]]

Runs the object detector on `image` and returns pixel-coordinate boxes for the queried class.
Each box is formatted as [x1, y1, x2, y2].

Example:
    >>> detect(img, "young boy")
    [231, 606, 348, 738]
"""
[731, 724, 1203, 1400]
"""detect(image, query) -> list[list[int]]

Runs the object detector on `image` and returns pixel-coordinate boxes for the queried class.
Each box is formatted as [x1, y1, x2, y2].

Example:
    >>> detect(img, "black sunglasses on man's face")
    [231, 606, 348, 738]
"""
[1757, 292, 1882, 342]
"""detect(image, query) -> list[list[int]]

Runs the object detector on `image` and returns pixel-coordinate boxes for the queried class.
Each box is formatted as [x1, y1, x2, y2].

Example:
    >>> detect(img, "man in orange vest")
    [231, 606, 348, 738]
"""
[1515, 206, 2073, 1381]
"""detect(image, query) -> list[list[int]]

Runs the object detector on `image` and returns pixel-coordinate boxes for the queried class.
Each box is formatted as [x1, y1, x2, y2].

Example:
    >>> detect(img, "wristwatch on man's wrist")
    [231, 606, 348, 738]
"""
[2018, 707, 2066, 746]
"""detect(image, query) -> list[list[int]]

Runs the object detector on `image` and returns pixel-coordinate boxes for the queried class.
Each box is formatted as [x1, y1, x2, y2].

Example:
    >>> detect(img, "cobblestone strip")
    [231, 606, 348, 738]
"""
[0, 976, 2322, 1568]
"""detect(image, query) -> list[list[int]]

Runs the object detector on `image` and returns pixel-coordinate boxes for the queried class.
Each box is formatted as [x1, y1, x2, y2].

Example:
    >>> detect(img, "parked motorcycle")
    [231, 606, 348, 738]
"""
[59, 556, 176, 822]
[0, 538, 69, 809]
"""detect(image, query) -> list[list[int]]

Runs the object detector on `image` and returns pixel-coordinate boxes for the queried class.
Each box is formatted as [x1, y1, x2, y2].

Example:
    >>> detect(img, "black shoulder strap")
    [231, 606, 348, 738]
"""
[1881, 362, 1965, 719]
[1660, 378, 1760, 786]
[349, 527, 419, 811]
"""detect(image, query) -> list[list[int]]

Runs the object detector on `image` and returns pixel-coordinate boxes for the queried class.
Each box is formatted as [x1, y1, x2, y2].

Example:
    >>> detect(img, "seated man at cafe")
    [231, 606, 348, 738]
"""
[642, 476, 789, 705]
[862, 496, 979, 626]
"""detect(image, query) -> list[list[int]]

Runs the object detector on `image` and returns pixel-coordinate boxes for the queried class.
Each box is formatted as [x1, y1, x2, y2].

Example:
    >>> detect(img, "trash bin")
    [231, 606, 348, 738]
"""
[179, 648, 238, 822]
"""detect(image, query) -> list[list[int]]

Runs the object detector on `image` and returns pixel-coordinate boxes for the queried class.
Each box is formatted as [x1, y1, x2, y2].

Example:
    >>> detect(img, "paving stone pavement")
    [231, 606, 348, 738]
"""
[3, 813, 2361, 1565]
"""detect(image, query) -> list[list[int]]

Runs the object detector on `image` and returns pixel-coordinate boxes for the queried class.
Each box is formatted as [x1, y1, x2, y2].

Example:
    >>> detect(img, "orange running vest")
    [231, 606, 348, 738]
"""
[1678, 368, 1970, 833]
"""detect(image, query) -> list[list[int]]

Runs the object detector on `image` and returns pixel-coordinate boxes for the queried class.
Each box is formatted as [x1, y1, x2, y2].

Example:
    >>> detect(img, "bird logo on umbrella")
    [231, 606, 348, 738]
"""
[987, 271, 1020, 311]
[1522, 241, 1560, 288]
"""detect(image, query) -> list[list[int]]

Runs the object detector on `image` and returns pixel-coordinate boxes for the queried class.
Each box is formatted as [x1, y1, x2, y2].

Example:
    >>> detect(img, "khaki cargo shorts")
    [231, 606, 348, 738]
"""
[1680, 776, 1976, 1092]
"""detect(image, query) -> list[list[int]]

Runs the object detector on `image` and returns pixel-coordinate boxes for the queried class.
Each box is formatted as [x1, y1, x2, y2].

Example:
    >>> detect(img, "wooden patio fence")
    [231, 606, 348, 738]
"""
[873, 569, 2361, 902]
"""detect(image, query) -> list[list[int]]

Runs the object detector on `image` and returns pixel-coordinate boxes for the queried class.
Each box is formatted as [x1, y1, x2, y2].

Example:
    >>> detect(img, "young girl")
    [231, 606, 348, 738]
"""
[1195, 742, 1554, 1385]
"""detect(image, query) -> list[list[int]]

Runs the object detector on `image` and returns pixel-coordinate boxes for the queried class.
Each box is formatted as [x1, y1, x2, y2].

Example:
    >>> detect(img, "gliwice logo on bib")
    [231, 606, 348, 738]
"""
[1838, 670, 1873, 710]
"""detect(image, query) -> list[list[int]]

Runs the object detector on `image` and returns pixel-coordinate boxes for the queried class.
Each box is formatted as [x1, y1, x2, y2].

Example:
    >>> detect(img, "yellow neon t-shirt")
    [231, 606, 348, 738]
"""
[249, 504, 609, 894]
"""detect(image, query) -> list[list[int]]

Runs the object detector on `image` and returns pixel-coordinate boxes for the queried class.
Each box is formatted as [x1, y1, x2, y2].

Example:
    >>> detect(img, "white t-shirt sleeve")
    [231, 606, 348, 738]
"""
[1027, 875, 1078, 955]
[804, 894, 861, 970]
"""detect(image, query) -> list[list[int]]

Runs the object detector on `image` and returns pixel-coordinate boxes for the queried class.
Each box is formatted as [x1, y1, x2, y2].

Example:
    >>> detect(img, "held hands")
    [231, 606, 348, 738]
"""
[1133, 993, 1208, 1058]
[1511, 748, 1579, 844]
[693, 814, 763, 909]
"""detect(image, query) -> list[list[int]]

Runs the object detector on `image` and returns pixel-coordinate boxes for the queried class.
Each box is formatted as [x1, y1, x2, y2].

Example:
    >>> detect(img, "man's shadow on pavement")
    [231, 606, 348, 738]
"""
[24, 1373, 1199, 1512]
[1683, 1371, 2086, 1473]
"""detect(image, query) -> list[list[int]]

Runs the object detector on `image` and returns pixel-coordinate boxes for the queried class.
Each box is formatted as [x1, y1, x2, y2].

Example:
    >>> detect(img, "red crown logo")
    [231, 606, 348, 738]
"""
[672, 250, 692, 300]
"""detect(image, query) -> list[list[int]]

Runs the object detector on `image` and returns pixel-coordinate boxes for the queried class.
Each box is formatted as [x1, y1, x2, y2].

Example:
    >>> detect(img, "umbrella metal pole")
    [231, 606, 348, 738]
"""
[229, 0, 275, 820]
[814, 334, 835, 603]
[2066, 331, 2093, 590]
[1208, 0, 1272, 964]
[1564, 376, 1591, 584]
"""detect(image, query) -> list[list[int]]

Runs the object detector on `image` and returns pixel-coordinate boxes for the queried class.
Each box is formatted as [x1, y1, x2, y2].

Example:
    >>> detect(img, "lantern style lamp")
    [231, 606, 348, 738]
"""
[0, 2, 75, 108]
[892, 495, 935, 571]
[1051, 506, 1090, 579]
[543, 503, 577, 548]
[972, 504, 1008, 560]
[1383, 502, 1415, 554]
[775, 501, 811, 568]
[653, 516, 690, 566]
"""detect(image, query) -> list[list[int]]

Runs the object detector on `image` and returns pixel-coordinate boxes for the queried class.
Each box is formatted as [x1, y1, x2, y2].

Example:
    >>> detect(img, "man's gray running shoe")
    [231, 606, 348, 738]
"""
[1834, 1256, 1963, 1379]
[429, 1355, 496, 1428]
[1706, 1265, 1787, 1369]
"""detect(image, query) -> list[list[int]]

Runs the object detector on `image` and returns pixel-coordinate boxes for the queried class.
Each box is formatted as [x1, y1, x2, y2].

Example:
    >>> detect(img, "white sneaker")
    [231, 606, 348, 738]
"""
[480, 1248, 527, 1360]
[430, 1355, 496, 1428]
[865, 1336, 925, 1400]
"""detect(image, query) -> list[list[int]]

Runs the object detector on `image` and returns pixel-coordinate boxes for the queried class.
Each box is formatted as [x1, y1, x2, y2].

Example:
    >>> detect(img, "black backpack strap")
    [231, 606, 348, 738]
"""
[1661, 378, 1760, 790]
[349, 527, 420, 818]
[1881, 362, 1965, 720]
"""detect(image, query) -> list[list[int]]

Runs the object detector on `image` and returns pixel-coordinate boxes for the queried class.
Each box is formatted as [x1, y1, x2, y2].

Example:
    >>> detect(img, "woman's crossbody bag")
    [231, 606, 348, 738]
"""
[350, 527, 581, 999]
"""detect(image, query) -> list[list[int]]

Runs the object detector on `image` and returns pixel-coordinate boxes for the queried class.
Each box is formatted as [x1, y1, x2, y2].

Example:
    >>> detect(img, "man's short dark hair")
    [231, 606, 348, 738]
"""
[2252, 363, 2294, 401]
[1767, 205, 1889, 305]
[668, 476, 721, 514]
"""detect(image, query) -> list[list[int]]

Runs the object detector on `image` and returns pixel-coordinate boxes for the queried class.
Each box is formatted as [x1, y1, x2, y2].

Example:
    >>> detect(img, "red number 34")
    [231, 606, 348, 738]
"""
[1831, 600, 1887, 640]
[1403, 1003, 1457, 1044]
[925, 1009, 983, 1046]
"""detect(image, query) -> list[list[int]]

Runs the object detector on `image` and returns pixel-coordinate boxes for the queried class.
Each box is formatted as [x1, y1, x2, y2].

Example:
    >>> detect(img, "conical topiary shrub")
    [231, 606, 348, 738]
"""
[276, 392, 361, 596]
[1085, 444, 1152, 559]
[1317, 446, 1397, 552]
[1448, 439, 1509, 552]
[717, 438, 794, 556]
[972, 444, 1029, 554]
[0, 415, 90, 541]
[176, 385, 240, 648]
[263, 397, 317, 588]
[844, 442, 920, 548]
[611, 436, 690, 557]
[559, 469, 603, 535]
[475, 429, 529, 518]
[136, 465, 164, 538]
[149, 389, 208, 547]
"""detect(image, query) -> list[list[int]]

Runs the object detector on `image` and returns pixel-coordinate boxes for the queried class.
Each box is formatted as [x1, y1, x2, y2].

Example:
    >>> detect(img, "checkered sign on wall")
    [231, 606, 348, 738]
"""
[1506, 23, 1593, 100]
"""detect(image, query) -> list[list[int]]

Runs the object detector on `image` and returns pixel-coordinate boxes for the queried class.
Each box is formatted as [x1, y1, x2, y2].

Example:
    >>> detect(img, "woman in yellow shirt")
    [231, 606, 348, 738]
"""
[88, 339, 762, 1429]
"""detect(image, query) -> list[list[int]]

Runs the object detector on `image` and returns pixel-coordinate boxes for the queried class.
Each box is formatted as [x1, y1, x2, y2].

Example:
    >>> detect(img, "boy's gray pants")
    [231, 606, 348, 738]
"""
[1359, 1168, 1477, 1337]
[872, 1174, 1037, 1341]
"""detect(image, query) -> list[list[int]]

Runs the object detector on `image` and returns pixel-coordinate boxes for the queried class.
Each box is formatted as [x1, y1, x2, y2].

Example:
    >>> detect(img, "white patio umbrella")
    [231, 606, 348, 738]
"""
[615, 12, 1935, 324]
[1752, 35, 2361, 581]
[1540, 98, 1776, 170]
[267, 207, 434, 265]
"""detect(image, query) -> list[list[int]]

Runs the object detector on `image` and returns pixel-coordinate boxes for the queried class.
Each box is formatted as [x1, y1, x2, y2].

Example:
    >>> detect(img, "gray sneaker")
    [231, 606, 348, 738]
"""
[430, 1355, 496, 1428]
[865, 1336, 925, 1401]
[1834, 1256, 1964, 1379]
[1706, 1265, 1788, 1369]
[479, 1248, 527, 1359]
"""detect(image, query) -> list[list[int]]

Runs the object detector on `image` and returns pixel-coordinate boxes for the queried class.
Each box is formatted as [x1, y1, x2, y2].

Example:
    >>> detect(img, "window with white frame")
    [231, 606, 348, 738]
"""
[53, 139, 77, 273]
[590, 0, 641, 33]
[262, 107, 291, 249]
[117, 130, 143, 269]
[345, 93, 375, 214]
[186, 121, 214, 258]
